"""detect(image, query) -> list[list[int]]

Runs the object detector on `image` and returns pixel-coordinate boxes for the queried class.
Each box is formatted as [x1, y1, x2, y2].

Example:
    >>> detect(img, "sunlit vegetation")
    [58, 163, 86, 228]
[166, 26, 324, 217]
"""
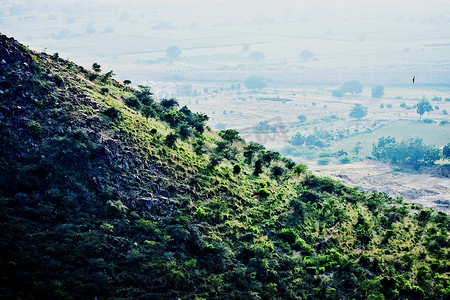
[1, 34, 449, 299]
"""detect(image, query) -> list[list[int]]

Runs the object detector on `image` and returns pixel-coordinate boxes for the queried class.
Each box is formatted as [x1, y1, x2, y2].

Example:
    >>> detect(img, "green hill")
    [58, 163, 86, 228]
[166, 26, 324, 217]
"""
[0, 33, 449, 299]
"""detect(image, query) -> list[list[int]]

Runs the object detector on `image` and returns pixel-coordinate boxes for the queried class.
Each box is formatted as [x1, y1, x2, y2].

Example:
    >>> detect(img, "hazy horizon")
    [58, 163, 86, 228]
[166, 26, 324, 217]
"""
[1, 0, 449, 81]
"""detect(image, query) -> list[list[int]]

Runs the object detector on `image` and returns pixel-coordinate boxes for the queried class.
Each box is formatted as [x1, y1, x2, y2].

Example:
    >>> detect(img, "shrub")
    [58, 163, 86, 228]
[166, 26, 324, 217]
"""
[233, 164, 241, 175]
[165, 133, 178, 148]
[279, 228, 298, 243]
[124, 96, 141, 109]
[29, 121, 42, 136]
[100, 87, 109, 95]
[102, 107, 122, 122]
[92, 62, 101, 72]
[253, 159, 263, 176]
[258, 188, 271, 198]
[339, 156, 351, 164]
[100, 223, 114, 233]
[178, 124, 192, 140]
[297, 115, 307, 123]
[141, 105, 156, 120]
[293, 164, 308, 175]
[271, 166, 284, 179]
[317, 158, 331, 165]
[87, 73, 99, 81]
[196, 207, 207, 219]
[423, 118, 434, 124]
[150, 128, 158, 134]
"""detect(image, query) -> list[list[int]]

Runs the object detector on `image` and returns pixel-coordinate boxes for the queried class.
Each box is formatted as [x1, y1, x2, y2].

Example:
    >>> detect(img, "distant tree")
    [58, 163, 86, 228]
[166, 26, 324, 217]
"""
[298, 50, 314, 61]
[332, 88, 344, 98]
[342, 80, 363, 95]
[289, 133, 305, 146]
[443, 143, 450, 160]
[244, 75, 267, 89]
[123, 79, 131, 85]
[349, 104, 367, 119]
[416, 99, 433, 119]
[242, 44, 251, 52]
[352, 142, 363, 155]
[371, 85, 384, 99]
[297, 115, 307, 123]
[166, 45, 182, 61]
[248, 51, 265, 62]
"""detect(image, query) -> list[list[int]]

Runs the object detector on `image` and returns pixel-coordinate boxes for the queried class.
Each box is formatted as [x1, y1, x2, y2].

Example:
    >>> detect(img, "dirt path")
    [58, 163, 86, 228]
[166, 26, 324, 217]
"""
[310, 160, 450, 214]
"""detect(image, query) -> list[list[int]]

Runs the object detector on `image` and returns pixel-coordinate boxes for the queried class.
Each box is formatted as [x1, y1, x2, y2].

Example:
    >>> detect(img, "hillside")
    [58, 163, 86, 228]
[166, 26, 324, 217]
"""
[0, 34, 449, 299]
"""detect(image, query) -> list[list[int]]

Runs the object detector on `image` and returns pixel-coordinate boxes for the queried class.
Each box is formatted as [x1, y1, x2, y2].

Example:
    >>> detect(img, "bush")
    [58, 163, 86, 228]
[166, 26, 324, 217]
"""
[233, 164, 241, 175]
[165, 133, 178, 148]
[372, 137, 441, 168]
[103, 107, 122, 122]
[279, 228, 298, 244]
[339, 156, 351, 164]
[29, 121, 42, 136]
[372, 85, 384, 98]
[317, 158, 331, 165]
[258, 188, 271, 198]
[423, 118, 434, 124]
[141, 105, 156, 120]
[124, 96, 141, 109]
[178, 124, 192, 140]
[195, 207, 207, 219]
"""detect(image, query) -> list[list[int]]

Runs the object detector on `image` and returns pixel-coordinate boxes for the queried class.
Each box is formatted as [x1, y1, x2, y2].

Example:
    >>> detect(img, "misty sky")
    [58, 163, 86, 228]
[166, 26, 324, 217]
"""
[1, 0, 449, 75]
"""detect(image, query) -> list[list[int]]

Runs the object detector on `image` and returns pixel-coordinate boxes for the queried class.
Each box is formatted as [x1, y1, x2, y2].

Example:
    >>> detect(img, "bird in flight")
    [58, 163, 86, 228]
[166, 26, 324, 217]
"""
[412, 76, 415, 84]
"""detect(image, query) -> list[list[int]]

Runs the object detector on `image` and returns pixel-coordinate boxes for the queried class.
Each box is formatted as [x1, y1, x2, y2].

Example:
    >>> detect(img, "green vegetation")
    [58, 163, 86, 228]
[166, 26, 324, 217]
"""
[332, 80, 363, 97]
[372, 137, 441, 169]
[349, 103, 368, 119]
[1, 34, 449, 299]
[371, 85, 385, 99]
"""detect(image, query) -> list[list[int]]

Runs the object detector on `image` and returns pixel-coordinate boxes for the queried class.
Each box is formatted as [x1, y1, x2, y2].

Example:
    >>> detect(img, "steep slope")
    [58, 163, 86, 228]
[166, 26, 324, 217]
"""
[1, 34, 449, 299]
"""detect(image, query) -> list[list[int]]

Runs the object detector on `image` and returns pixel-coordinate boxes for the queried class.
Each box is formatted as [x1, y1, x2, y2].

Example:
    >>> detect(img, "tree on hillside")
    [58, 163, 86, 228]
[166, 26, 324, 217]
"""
[219, 129, 244, 143]
[244, 75, 266, 89]
[416, 99, 433, 119]
[349, 104, 367, 119]
[371, 85, 384, 99]
[166, 45, 182, 61]
[92, 62, 101, 72]
[160, 98, 179, 109]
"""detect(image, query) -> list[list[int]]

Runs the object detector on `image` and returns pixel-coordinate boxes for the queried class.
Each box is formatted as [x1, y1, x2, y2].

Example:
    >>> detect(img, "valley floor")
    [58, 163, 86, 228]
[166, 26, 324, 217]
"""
[310, 160, 450, 214]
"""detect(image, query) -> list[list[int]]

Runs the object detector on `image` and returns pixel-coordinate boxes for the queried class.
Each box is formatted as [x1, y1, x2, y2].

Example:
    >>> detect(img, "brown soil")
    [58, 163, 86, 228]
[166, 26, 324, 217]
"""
[310, 160, 450, 214]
